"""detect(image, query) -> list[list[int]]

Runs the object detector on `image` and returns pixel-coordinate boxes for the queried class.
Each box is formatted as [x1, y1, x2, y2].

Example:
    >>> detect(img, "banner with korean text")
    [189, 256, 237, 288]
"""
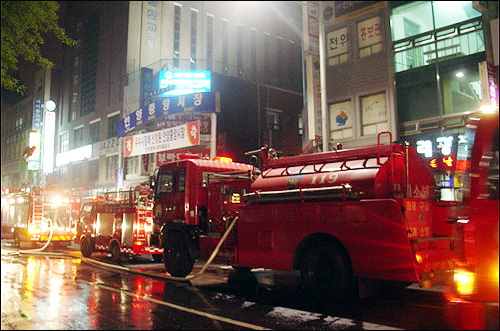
[124, 120, 200, 157]
[117, 91, 217, 138]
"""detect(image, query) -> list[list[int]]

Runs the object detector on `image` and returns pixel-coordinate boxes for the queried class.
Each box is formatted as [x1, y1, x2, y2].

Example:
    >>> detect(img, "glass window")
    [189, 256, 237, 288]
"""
[487, 128, 499, 200]
[327, 27, 349, 66]
[89, 160, 99, 182]
[173, 4, 181, 68]
[237, 25, 244, 77]
[190, 9, 198, 70]
[329, 100, 354, 140]
[266, 111, 280, 131]
[206, 14, 214, 71]
[157, 171, 174, 193]
[360, 92, 388, 136]
[432, 2, 481, 30]
[126, 156, 139, 175]
[106, 155, 118, 179]
[107, 115, 119, 139]
[358, 16, 383, 58]
[60, 132, 70, 153]
[178, 172, 186, 192]
[81, 15, 99, 116]
[391, 1, 433, 41]
[250, 29, 257, 80]
[90, 121, 100, 143]
[222, 19, 229, 72]
[74, 127, 84, 148]
[391, 1, 483, 73]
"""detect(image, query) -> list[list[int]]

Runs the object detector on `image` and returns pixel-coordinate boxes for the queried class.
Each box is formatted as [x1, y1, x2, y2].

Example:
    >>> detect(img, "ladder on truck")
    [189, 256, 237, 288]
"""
[31, 193, 44, 225]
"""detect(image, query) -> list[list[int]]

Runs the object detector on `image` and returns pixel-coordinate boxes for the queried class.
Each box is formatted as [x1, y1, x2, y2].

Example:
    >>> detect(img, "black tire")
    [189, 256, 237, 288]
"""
[300, 241, 355, 302]
[152, 254, 163, 263]
[81, 237, 93, 258]
[164, 236, 194, 277]
[110, 242, 122, 263]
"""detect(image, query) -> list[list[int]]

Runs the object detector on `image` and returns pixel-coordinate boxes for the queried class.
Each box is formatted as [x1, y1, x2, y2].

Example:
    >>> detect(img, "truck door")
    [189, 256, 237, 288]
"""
[155, 167, 186, 221]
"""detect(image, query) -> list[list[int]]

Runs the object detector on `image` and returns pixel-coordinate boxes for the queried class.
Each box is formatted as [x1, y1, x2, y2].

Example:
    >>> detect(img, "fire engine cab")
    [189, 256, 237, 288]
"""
[1, 187, 80, 247]
[154, 133, 458, 301]
[75, 188, 163, 262]
[152, 155, 255, 276]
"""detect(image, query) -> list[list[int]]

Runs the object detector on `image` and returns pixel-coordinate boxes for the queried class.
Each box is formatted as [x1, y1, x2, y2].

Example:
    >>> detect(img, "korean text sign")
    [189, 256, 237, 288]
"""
[124, 120, 200, 157]
[117, 91, 216, 137]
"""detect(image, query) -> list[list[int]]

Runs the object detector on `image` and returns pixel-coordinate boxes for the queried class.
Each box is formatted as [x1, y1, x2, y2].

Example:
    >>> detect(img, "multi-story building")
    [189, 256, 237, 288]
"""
[316, 0, 498, 200]
[1, 1, 304, 193]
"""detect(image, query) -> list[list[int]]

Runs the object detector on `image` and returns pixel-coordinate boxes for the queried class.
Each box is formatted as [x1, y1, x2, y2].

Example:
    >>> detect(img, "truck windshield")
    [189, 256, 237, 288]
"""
[156, 171, 175, 194]
[455, 127, 476, 202]
[43, 205, 71, 228]
[487, 128, 499, 200]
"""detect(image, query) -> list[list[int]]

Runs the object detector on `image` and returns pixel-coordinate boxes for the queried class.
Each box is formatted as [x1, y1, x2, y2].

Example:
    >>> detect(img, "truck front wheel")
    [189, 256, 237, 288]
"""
[81, 237, 93, 258]
[300, 241, 355, 302]
[164, 236, 194, 277]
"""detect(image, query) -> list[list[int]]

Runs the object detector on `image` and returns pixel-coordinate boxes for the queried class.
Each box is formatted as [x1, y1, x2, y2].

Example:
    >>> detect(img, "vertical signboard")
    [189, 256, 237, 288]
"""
[32, 98, 43, 131]
[42, 110, 56, 173]
[302, 1, 322, 142]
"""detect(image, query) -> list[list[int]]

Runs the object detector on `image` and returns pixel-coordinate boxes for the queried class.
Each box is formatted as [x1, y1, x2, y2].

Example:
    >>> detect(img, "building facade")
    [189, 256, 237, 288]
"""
[316, 0, 498, 200]
[1, 1, 304, 194]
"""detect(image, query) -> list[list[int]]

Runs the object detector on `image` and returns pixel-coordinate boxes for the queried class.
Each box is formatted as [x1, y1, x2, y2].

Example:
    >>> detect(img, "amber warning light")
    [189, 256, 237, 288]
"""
[213, 156, 233, 163]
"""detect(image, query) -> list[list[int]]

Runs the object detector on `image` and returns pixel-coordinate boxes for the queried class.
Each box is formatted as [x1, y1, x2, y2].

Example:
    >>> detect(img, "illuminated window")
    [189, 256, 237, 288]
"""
[60, 132, 69, 153]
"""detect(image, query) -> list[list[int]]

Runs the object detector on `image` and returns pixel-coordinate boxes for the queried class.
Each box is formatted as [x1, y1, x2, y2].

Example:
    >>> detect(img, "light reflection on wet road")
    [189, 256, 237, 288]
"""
[1, 240, 452, 330]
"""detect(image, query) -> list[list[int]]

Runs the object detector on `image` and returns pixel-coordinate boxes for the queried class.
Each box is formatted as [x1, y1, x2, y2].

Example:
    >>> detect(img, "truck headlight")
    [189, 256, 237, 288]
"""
[454, 268, 475, 296]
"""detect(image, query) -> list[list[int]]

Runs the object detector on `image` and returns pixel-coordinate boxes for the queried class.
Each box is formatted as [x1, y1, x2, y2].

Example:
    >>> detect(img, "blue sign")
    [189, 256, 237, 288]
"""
[158, 70, 211, 97]
[32, 98, 43, 130]
[117, 91, 217, 138]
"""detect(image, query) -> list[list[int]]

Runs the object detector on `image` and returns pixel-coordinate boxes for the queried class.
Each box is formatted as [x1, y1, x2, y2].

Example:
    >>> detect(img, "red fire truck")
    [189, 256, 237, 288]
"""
[1, 187, 80, 247]
[152, 155, 255, 276]
[443, 110, 499, 330]
[154, 135, 457, 301]
[75, 189, 164, 262]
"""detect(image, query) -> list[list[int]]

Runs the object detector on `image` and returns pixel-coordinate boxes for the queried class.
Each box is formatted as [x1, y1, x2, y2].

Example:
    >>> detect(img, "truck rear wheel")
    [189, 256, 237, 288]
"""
[164, 236, 194, 277]
[300, 241, 355, 302]
[81, 237, 93, 258]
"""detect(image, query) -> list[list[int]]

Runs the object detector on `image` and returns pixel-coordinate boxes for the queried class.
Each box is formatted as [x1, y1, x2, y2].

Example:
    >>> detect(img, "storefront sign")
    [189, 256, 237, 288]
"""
[124, 120, 200, 157]
[117, 91, 217, 137]
[92, 137, 119, 158]
[156, 148, 210, 166]
[158, 70, 211, 97]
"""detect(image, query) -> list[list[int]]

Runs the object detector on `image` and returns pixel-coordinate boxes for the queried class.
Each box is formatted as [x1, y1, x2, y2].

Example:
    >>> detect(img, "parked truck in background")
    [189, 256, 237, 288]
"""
[1, 187, 80, 247]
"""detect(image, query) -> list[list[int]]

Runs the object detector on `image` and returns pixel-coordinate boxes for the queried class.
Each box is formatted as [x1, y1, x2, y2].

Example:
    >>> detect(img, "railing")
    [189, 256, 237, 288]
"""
[392, 18, 484, 73]
[399, 111, 481, 136]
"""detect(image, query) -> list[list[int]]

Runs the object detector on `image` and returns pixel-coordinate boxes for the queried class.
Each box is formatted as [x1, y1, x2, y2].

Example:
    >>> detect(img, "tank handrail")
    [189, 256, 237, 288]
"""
[261, 155, 387, 178]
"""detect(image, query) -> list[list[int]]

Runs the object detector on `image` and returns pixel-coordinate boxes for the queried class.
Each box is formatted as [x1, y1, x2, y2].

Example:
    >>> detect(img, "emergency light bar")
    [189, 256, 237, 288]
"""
[213, 156, 233, 163]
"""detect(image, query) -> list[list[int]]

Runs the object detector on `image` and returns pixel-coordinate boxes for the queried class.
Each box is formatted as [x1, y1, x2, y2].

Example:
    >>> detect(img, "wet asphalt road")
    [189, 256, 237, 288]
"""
[1, 239, 454, 330]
